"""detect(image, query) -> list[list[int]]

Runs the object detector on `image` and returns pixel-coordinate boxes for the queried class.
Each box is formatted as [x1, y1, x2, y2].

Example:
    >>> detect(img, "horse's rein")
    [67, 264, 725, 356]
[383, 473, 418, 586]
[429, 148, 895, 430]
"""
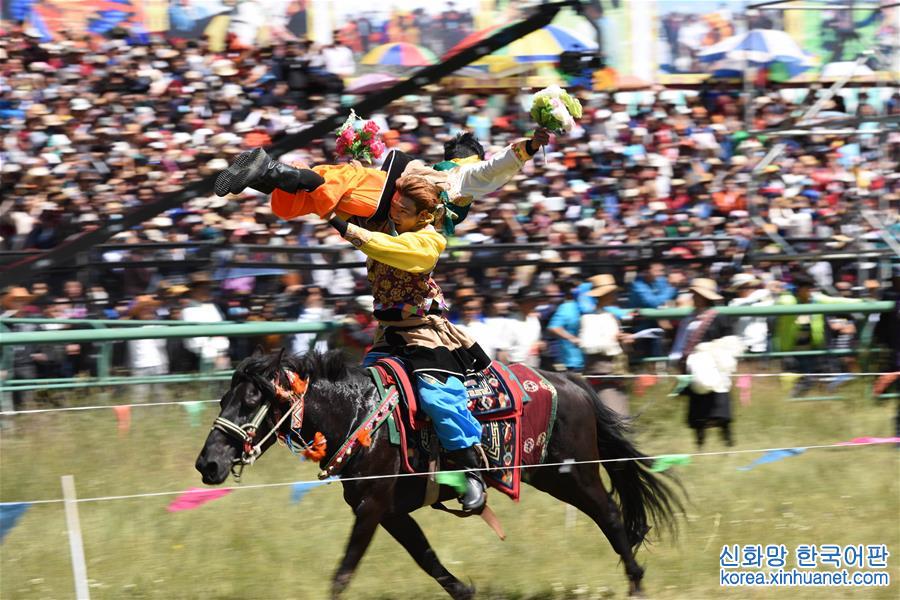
[212, 370, 310, 479]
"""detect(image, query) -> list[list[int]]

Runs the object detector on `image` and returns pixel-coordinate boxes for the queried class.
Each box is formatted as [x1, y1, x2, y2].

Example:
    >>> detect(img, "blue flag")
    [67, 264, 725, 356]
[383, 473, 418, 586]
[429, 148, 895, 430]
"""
[738, 448, 805, 471]
[0, 503, 29, 543]
[290, 477, 336, 504]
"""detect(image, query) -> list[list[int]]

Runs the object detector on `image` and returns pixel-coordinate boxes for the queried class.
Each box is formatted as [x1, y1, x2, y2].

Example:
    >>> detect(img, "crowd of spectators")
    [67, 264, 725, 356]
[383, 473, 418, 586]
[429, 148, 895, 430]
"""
[2, 24, 899, 408]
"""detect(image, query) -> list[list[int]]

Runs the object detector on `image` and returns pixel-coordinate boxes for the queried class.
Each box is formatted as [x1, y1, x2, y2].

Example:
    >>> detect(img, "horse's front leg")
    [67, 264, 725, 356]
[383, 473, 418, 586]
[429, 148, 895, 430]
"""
[381, 513, 475, 600]
[332, 495, 388, 599]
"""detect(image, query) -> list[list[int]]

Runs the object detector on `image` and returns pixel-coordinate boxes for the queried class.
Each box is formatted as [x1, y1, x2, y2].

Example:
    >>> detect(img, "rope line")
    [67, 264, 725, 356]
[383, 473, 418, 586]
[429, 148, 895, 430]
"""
[583, 372, 897, 379]
[1, 372, 895, 417]
[1, 440, 894, 507]
[0, 399, 219, 416]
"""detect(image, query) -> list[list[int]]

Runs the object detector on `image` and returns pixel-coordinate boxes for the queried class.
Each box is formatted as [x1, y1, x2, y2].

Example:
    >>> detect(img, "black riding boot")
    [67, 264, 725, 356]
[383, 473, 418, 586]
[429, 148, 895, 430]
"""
[448, 445, 487, 514]
[214, 148, 325, 197]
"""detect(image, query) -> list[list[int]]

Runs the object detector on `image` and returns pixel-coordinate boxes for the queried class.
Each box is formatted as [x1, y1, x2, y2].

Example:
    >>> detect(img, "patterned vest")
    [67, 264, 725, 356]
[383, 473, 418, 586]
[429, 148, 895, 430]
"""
[367, 258, 447, 321]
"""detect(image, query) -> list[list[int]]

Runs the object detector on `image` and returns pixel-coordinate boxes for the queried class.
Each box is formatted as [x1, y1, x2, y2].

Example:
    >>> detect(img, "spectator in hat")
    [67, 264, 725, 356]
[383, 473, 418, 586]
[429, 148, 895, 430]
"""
[774, 272, 862, 396]
[670, 278, 736, 448]
[580, 274, 632, 417]
[1, 287, 39, 410]
[727, 272, 773, 353]
[335, 294, 377, 364]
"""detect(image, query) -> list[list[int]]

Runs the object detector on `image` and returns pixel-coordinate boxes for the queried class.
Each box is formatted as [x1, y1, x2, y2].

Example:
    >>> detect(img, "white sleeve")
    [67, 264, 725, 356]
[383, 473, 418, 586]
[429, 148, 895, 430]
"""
[446, 143, 528, 204]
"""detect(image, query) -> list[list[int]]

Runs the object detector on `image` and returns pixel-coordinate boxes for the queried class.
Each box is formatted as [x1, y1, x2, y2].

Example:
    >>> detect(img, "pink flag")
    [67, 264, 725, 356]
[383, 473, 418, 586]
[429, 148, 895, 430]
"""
[112, 405, 131, 435]
[634, 374, 657, 397]
[835, 437, 900, 447]
[737, 375, 752, 406]
[167, 487, 233, 512]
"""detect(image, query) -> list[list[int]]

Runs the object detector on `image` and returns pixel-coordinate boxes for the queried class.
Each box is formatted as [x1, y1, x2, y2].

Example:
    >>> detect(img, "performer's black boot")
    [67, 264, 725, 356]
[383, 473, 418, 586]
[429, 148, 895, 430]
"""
[448, 445, 487, 513]
[214, 148, 325, 197]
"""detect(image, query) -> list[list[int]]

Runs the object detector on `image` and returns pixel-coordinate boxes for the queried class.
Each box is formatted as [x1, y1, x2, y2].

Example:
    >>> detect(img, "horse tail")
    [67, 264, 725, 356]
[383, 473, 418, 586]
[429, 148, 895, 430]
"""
[567, 374, 684, 550]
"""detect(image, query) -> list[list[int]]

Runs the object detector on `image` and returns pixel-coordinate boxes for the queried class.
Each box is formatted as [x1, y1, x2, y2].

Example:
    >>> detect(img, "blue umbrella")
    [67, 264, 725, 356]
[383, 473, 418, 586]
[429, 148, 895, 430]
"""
[709, 57, 814, 79]
[698, 29, 812, 67]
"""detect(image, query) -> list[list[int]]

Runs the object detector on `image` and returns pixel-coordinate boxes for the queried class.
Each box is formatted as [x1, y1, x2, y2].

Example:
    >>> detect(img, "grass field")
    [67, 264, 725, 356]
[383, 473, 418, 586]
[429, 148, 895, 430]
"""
[1, 377, 898, 599]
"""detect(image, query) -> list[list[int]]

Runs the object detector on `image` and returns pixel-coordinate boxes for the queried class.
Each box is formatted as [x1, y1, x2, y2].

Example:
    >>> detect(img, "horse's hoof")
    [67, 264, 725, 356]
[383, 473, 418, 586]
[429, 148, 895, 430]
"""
[452, 584, 476, 600]
[628, 582, 646, 598]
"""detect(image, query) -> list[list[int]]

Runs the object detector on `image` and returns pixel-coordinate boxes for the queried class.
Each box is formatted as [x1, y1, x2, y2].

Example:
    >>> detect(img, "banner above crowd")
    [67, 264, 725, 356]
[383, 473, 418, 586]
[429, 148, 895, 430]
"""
[4, 0, 897, 83]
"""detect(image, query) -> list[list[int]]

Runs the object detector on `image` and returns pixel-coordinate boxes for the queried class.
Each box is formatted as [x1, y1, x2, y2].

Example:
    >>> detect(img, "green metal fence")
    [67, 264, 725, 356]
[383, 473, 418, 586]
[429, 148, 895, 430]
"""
[0, 302, 894, 400]
[0, 322, 337, 403]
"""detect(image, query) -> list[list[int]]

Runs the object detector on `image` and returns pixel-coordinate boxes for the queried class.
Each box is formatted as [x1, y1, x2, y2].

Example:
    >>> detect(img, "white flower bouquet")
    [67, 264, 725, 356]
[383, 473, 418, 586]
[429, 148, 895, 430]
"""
[529, 85, 583, 134]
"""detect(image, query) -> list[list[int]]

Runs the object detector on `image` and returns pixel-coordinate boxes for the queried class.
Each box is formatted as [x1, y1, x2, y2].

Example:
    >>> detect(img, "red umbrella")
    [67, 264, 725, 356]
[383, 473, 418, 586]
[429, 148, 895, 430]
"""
[443, 24, 508, 60]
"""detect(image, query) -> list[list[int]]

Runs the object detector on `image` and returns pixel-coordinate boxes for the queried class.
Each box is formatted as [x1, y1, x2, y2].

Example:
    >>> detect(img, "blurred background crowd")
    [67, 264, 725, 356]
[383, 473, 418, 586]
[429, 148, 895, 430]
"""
[1, 4, 899, 410]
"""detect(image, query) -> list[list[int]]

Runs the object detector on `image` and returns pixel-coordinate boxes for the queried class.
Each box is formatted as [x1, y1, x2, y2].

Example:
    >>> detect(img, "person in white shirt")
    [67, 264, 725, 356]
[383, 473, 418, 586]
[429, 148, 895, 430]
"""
[291, 286, 332, 355]
[482, 296, 517, 364]
[727, 273, 773, 354]
[126, 296, 169, 403]
[456, 297, 497, 360]
[507, 288, 546, 367]
[581, 274, 632, 416]
[322, 36, 355, 78]
[228, 0, 267, 48]
[180, 272, 230, 370]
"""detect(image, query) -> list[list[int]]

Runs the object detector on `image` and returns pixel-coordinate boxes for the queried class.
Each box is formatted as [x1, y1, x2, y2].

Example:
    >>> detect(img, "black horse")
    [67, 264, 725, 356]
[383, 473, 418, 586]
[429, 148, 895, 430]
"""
[196, 350, 682, 598]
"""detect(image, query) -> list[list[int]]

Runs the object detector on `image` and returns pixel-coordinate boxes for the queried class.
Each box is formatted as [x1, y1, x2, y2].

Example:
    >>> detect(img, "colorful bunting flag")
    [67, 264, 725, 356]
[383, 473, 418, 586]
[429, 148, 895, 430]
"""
[873, 372, 900, 396]
[167, 487, 232, 512]
[650, 454, 692, 473]
[0, 503, 29, 543]
[738, 448, 805, 471]
[668, 374, 692, 397]
[737, 374, 752, 406]
[435, 471, 468, 495]
[779, 373, 803, 392]
[635, 373, 658, 397]
[113, 405, 131, 435]
[290, 477, 336, 504]
[835, 436, 900, 447]
[182, 402, 206, 428]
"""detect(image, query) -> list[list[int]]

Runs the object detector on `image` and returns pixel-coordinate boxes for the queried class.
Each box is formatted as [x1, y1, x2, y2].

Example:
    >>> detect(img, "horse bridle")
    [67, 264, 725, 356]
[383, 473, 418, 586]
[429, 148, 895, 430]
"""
[211, 369, 309, 479]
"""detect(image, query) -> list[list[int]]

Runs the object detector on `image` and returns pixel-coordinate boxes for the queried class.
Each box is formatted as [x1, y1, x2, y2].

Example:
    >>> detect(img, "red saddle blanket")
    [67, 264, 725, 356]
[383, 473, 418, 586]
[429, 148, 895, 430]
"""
[369, 358, 558, 501]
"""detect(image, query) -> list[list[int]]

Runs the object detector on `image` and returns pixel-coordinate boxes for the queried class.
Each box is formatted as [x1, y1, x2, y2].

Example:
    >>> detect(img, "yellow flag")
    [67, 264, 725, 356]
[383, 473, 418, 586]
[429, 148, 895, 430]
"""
[780, 373, 803, 392]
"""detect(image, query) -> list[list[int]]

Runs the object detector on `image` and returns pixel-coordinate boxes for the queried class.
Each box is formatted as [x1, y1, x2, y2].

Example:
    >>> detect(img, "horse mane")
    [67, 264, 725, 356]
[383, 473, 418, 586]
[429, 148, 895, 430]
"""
[234, 349, 363, 384]
[287, 349, 357, 382]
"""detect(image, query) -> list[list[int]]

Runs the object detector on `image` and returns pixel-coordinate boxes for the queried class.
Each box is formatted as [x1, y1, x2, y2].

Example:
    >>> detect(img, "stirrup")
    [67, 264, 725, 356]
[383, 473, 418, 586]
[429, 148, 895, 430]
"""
[459, 472, 486, 513]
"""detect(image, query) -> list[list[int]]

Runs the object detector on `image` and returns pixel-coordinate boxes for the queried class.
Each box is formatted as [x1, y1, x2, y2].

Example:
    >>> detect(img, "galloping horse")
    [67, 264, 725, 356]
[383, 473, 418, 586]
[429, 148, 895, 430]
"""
[196, 349, 682, 598]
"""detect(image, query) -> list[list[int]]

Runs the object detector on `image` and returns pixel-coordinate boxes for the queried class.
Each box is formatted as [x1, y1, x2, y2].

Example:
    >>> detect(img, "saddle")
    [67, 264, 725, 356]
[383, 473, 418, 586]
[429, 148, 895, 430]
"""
[366, 357, 558, 502]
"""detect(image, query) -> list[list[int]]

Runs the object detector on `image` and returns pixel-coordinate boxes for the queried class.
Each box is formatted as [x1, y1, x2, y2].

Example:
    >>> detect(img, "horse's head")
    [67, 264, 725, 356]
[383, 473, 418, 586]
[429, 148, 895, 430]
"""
[195, 347, 309, 484]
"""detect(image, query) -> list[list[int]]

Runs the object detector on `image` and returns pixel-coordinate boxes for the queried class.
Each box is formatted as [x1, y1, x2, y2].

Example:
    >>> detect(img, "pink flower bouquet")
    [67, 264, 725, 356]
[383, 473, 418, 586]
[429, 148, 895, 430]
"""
[335, 110, 386, 163]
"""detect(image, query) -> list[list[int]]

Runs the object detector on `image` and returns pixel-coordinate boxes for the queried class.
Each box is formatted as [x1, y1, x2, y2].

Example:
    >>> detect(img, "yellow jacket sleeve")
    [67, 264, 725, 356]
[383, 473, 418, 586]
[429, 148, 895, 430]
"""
[341, 224, 445, 273]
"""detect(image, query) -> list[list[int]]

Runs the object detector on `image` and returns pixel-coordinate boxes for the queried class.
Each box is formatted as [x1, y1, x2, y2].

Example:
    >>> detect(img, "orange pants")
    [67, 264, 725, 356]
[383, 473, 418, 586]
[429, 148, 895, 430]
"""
[270, 163, 386, 219]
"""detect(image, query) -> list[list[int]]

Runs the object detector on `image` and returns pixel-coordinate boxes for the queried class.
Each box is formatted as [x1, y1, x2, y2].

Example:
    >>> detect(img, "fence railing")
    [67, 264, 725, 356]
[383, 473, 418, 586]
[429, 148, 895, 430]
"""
[0, 321, 337, 401]
[1, 302, 894, 397]
[0, 321, 336, 345]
